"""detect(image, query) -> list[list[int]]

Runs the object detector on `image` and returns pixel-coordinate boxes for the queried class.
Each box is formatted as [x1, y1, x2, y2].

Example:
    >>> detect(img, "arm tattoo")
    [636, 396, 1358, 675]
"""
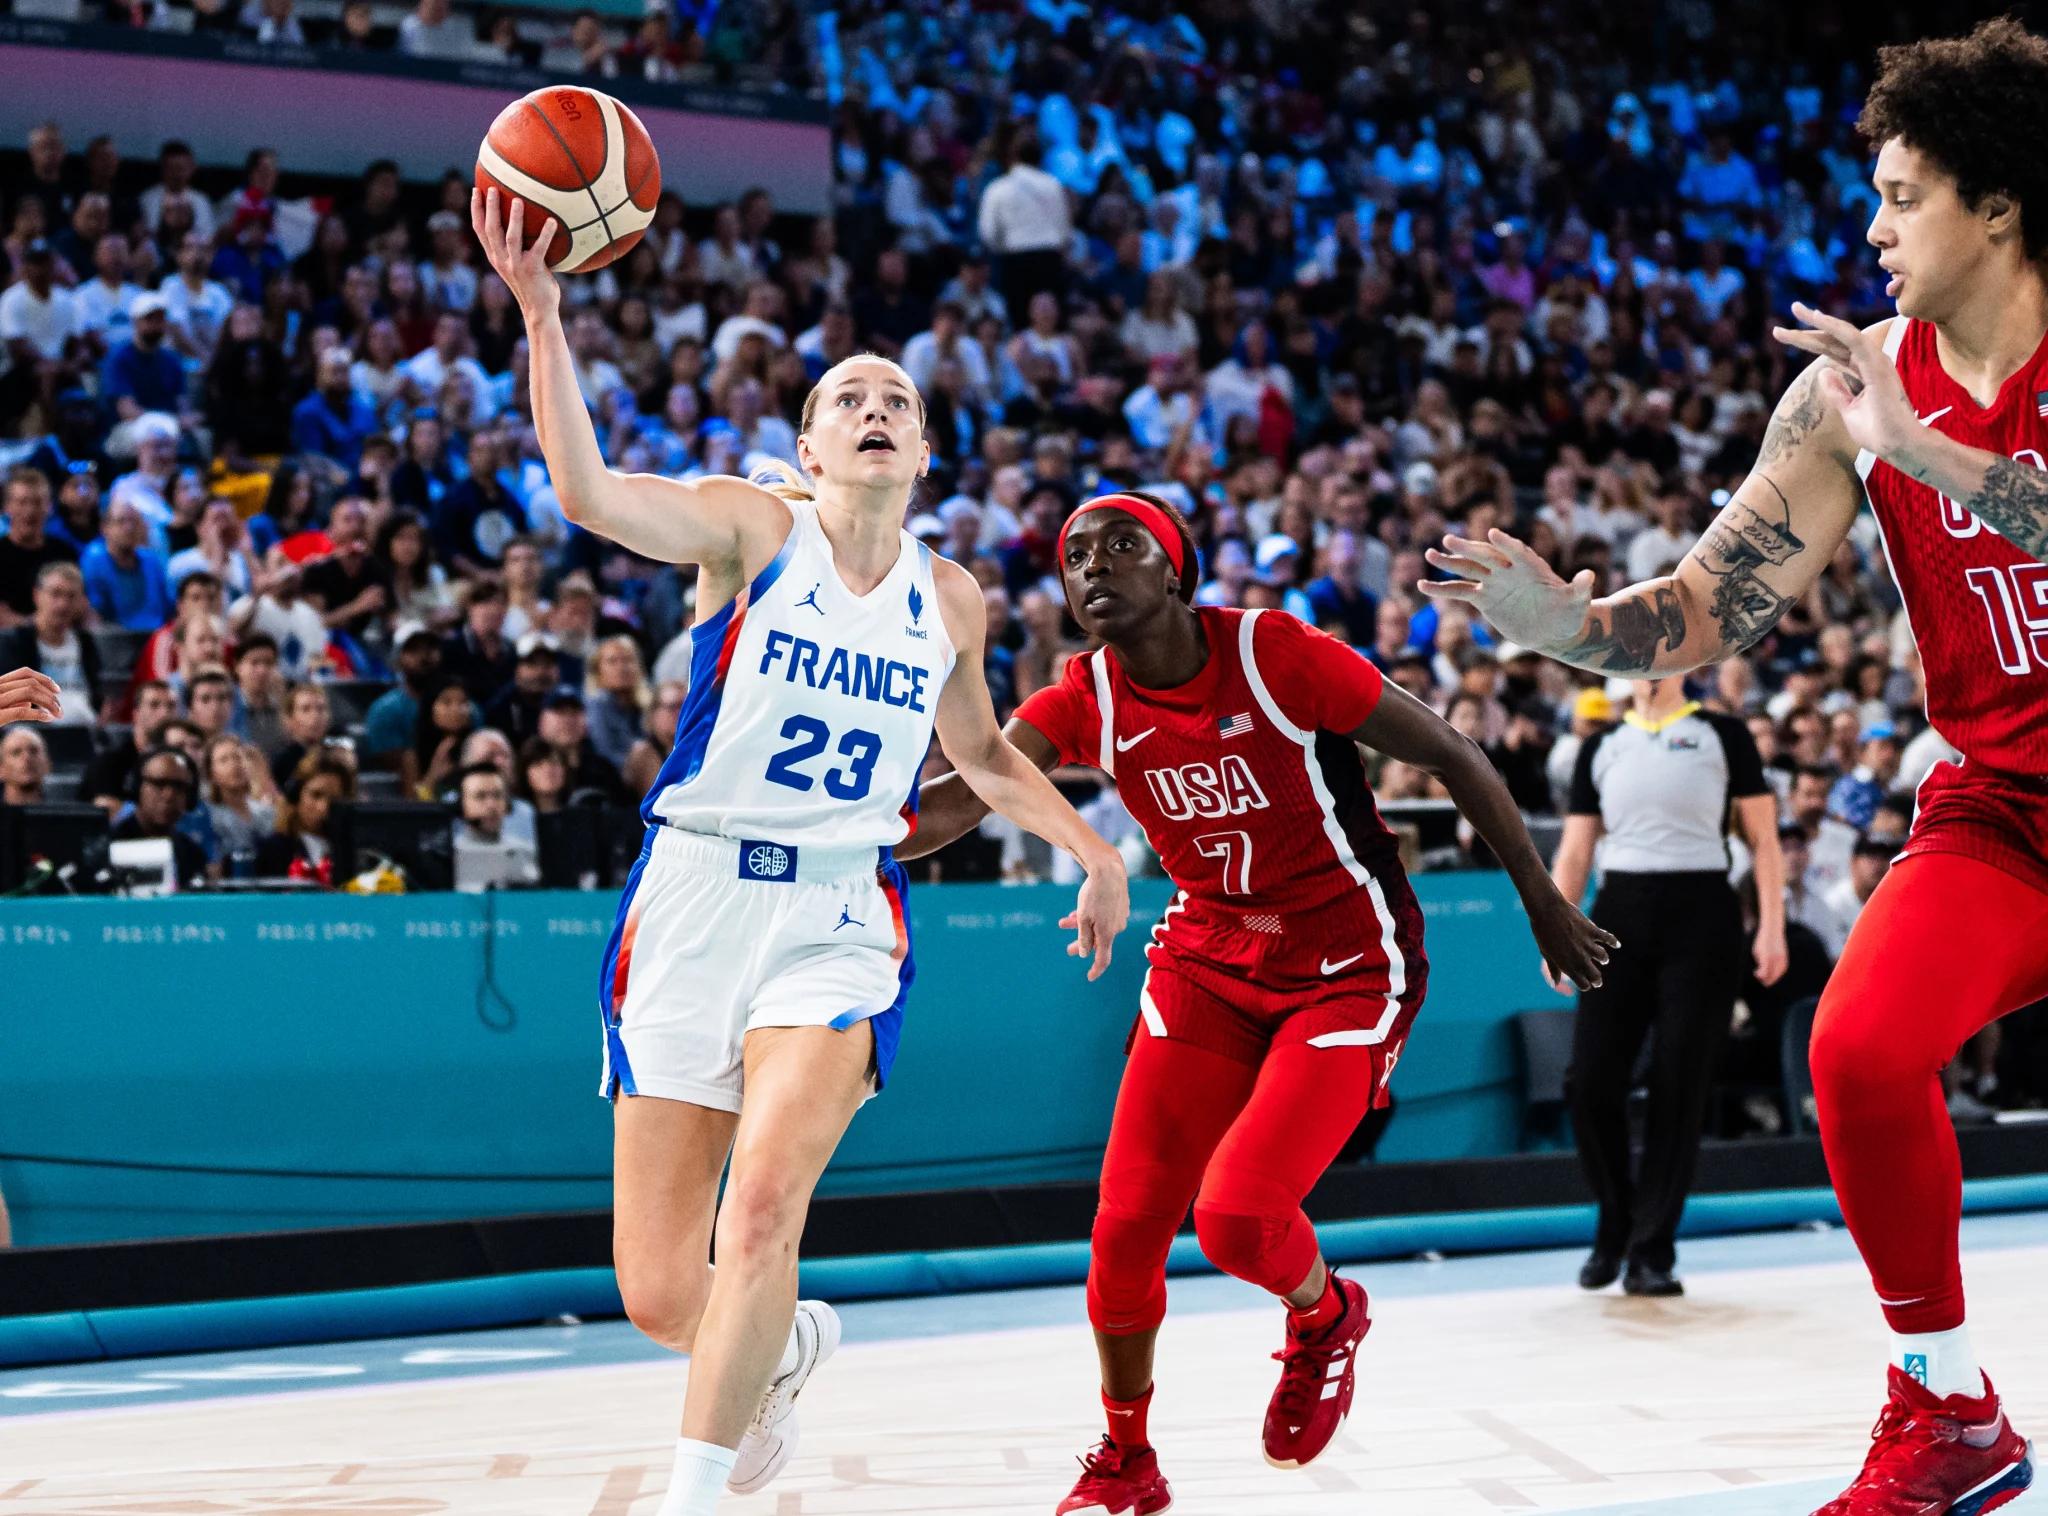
[1757, 365, 1830, 470]
[1964, 457, 2048, 562]
[1560, 585, 1689, 673]
[1694, 477, 1804, 650]
[1557, 478, 1805, 673]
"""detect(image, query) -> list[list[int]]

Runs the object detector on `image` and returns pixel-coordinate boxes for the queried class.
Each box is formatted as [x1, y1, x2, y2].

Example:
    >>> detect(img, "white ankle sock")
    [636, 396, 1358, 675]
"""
[656, 1439, 736, 1516]
[772, 1313, 803, 1381]
[1893, 1323, 1986, 1400]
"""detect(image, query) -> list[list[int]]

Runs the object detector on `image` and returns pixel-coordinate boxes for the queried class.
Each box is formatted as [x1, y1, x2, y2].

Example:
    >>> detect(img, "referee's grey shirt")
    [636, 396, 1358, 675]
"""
[1569, 704, 1770, 873]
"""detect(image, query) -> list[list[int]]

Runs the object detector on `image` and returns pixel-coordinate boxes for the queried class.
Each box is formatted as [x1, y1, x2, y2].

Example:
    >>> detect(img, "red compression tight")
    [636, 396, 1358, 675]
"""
[1086, 1030, 1390, 1335]
[1810, 853, 2048, 1334]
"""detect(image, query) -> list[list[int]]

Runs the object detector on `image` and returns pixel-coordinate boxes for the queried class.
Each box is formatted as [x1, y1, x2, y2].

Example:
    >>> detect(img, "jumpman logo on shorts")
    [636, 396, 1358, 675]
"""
[795, 583, 826, 615]
[834, 904, 864, 931]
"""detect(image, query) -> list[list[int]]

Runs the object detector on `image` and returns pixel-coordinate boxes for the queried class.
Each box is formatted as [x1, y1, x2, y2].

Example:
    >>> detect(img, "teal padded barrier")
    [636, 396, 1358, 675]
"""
[0, 876, 1555, 1247]
[9, 1175, 2048, 1369]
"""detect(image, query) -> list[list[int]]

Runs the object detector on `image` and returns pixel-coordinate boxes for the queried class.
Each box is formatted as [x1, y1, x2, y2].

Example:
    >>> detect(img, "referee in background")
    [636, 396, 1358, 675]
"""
[1550, 675, 1788, 1296]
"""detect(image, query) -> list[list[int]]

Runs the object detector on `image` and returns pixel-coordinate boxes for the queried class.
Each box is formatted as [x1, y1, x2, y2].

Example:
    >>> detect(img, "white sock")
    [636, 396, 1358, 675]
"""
[1893, 1323, 1986, 1400]
[656, 1439, 736, 1516]
[772, 1313, 803, 1381]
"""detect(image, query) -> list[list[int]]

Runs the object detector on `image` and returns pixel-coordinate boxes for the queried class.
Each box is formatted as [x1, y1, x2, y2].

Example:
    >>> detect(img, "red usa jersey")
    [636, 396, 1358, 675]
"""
[1861, 318, 2048, 774]
[1861, 319, 2048, 892]
[1016, 607, 1401, 913]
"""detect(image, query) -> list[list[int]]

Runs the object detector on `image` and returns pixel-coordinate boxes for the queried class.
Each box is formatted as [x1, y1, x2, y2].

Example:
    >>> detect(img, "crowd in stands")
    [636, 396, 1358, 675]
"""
[0, 0, 2026, 1096]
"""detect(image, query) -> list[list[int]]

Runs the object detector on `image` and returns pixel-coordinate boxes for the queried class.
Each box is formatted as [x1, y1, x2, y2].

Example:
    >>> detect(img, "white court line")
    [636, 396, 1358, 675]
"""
[0, 1351, 673, 1426]
[0, 1434, 676, 1488]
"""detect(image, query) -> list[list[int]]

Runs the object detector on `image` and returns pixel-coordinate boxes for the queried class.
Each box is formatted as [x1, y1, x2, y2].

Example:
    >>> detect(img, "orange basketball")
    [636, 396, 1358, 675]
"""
[475, 87, 660, 274]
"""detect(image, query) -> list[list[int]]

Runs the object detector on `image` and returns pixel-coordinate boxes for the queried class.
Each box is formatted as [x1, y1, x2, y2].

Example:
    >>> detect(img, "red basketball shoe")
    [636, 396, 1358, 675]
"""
[1262, 1275, 1371, 1469]
[1811, 1365, 2034, 1515]
[1054, 1436, 1172, 1515]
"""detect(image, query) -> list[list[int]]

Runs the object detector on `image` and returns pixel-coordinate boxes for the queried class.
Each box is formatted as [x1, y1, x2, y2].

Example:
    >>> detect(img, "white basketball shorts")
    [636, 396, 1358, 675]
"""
[597, 825, 914, 1112]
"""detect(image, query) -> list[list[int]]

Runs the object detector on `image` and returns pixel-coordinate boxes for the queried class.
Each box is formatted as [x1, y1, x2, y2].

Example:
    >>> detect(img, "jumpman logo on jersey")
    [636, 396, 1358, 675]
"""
[795, 583, 826, 616]
[833, 904, 865, 931]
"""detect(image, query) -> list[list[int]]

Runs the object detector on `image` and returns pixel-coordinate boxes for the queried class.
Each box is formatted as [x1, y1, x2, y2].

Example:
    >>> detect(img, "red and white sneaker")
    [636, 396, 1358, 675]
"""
[1054, 1436, 1173, 1515]
[1811, 1365, 2034, 1515]
[1262, 1275, 1371, 1469]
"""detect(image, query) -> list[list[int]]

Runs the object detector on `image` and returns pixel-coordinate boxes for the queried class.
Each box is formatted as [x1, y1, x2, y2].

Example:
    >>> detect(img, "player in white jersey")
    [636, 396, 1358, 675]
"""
[475, 190, 1131, 1516]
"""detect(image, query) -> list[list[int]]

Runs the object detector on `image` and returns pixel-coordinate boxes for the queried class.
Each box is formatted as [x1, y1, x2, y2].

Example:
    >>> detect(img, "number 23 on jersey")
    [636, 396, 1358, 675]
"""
[764, 714, 882, 801]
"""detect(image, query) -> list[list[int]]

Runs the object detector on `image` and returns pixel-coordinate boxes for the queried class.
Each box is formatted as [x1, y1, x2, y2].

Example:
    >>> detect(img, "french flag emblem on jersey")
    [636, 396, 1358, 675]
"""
[1217, 712, 1254, 738]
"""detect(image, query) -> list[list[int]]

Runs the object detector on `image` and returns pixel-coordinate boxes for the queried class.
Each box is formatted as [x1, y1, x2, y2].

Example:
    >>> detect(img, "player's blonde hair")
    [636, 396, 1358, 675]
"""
[749, 353, 928, 505]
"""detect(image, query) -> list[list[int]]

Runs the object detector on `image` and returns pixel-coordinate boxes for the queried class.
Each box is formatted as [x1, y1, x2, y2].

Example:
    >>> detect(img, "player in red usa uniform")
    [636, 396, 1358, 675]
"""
[901, 494, 1614, 1515]
[1424, 22, 2048, 1513]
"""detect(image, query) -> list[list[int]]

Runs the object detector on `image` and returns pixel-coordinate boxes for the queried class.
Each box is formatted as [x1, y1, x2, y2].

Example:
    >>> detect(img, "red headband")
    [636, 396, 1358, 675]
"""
[1057, 494, 1187, 578]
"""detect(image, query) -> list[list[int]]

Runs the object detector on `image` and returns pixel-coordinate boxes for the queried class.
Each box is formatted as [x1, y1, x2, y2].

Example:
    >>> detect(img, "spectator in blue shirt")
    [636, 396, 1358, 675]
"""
[1828, 725, 1903, 830]
[1303, 531, 1379, 646]
[1251, 534, 1316, 623]
[1683, 240, 1747, 323]
[210, 208, 288, 306]
[1677, 130, 1761, 238]
[101, 295, 186, 424]
[432, 432, 528, 577]
[22, 389, 108, 498]
[360, 623, 445, 770]
[80, 498, 174, 631]
[291, 349, 378, 469]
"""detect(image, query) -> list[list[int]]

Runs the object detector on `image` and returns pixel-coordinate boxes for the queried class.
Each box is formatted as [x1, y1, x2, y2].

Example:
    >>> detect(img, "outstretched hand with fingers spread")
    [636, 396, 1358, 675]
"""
[1420, 530, 1596, 651]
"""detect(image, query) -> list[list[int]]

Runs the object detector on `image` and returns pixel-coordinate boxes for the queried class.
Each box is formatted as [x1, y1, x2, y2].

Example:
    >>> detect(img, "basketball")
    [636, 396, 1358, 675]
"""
[474, 86, 659, 274]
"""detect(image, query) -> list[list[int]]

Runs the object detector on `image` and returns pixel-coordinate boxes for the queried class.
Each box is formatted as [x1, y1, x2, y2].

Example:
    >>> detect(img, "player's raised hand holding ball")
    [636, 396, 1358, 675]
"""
[472, 86, 660, 312]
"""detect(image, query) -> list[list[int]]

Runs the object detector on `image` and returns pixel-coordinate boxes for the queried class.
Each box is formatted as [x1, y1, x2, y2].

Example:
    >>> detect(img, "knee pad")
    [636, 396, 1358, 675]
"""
[1191, 1201, 1312, 1296]
[1194, 1162, 1320, 1295]
[1086, 1202, 1177, 1335]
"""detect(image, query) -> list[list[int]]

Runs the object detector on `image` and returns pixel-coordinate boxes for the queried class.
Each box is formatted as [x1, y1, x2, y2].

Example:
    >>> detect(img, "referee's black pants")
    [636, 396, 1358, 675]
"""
[1566, 870, 1744, 1272]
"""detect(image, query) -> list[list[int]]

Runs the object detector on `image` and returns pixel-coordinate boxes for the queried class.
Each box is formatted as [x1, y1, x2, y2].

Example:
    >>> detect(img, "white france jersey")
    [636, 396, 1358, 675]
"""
[645, 499, 957, 848]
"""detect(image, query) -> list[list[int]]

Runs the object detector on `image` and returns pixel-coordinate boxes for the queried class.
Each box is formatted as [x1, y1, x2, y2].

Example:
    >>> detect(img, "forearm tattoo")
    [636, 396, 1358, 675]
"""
[1963, 457, 2048, 562]
[1556, 479, 1804, 673]
[1695, 477, 1803, 650]
[1548, 364, 1834, 674]
[1559, 585, 1689, 673]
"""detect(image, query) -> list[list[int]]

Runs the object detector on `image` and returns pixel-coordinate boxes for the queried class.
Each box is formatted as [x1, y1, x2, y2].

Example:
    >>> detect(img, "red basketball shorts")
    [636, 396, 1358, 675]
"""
[1133, 889, 1429, 1097]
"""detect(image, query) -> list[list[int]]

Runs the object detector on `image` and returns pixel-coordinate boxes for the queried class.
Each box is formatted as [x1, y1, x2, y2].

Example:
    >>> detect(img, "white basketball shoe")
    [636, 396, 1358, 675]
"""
[727, 1298, 842, 1494]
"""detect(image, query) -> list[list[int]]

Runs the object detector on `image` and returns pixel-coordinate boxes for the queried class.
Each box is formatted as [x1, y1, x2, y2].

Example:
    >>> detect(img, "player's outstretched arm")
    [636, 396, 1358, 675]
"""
[472, 188, 786, 568]
[1420, 359, 1864, 675]
[928, 563, 1128, 978]
[1352, 680, 1617, 991]
[892, 716, 1061, 861]
[1777, 301, 2048, 563]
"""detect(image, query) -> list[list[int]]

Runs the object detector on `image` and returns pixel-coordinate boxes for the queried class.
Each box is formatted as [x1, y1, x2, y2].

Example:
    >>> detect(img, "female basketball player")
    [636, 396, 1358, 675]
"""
[474, 189, 1130, 1516]
[1423, 24, 2048, 1510]
[899, 493, 1615, 1514]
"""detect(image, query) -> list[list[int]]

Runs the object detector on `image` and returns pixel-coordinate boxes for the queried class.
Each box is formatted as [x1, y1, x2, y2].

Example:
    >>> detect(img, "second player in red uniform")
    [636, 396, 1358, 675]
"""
[1425, 22, 2048, 1513]
[901, 493, 1613, 1514]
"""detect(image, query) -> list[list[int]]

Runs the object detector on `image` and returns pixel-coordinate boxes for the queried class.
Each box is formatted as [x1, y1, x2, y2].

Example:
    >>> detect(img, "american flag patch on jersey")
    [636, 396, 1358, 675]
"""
[2037, 390, 2048, 418]
[1217, 712, 1254, 738]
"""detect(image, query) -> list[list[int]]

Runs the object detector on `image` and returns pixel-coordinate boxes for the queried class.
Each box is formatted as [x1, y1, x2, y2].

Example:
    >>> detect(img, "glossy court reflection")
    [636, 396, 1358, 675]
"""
[6, 1216, 2048, 1515]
